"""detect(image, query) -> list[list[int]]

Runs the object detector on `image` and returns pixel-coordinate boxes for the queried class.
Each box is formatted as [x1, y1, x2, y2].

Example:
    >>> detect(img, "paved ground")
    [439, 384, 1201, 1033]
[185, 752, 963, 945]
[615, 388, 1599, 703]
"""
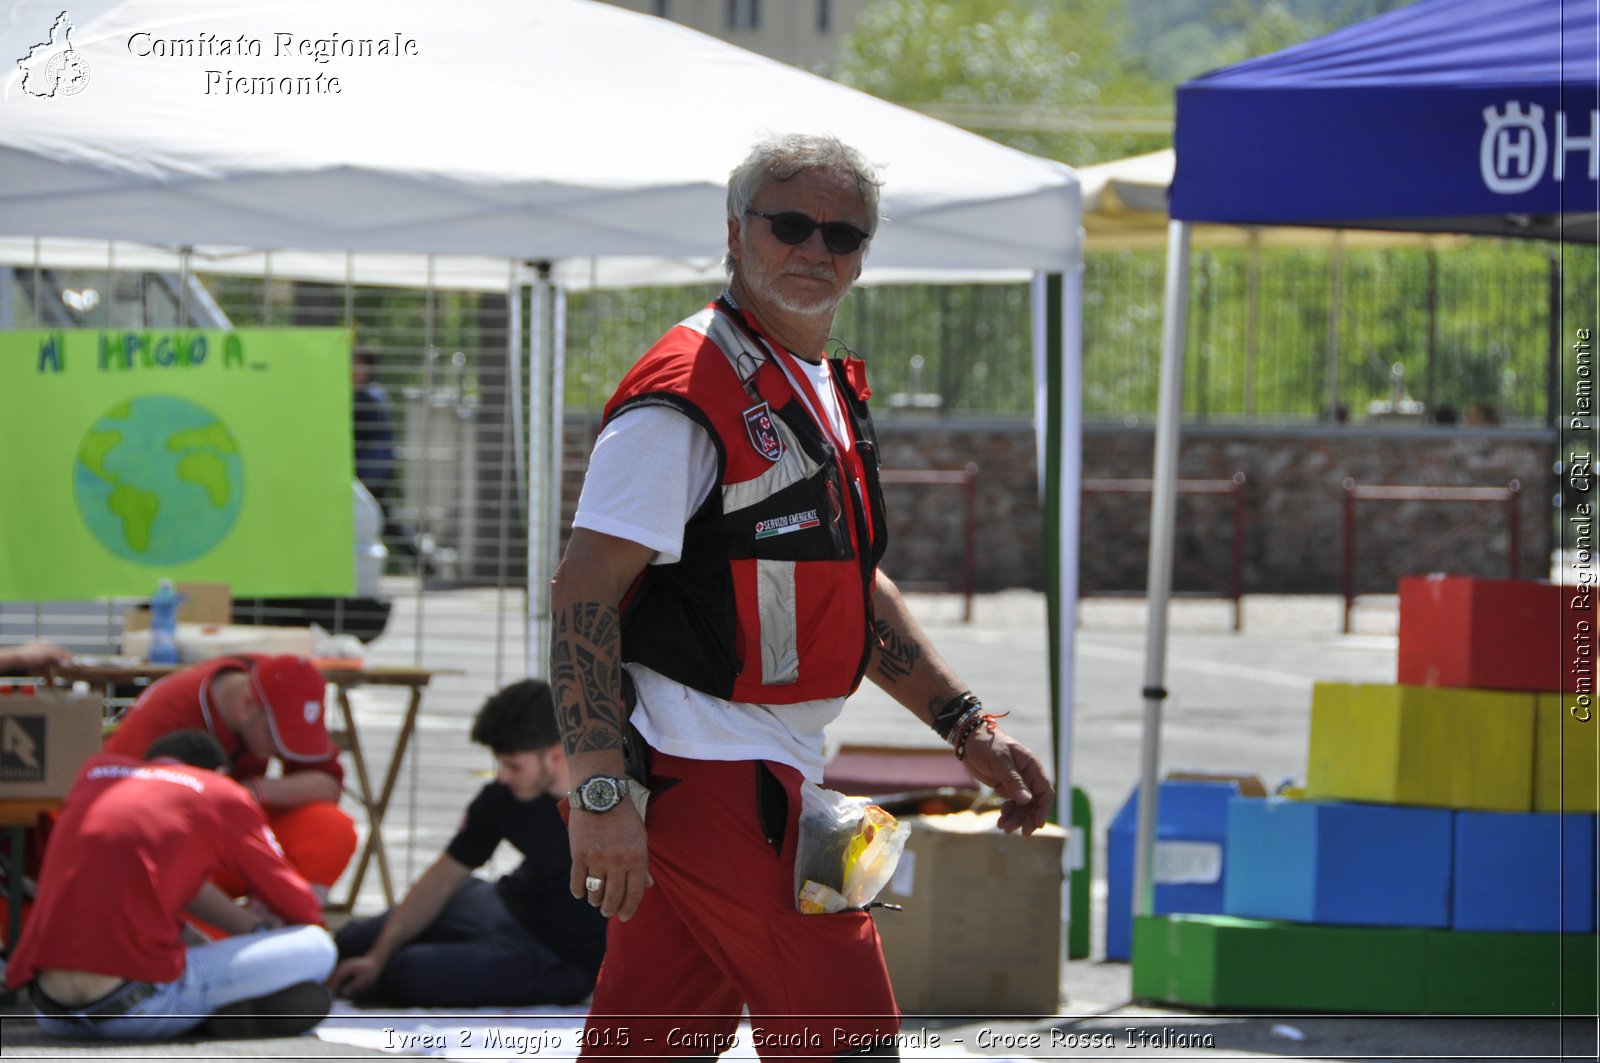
[3, 590, 1595, 1060]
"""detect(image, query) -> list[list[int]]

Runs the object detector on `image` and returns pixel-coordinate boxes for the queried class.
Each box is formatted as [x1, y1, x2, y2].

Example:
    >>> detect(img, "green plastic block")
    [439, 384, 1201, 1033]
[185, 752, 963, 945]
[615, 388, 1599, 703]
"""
[1070, 786, 1091, 960]
[1425, 931, 1599, 1015]
[1132, 914, 1428, 1012]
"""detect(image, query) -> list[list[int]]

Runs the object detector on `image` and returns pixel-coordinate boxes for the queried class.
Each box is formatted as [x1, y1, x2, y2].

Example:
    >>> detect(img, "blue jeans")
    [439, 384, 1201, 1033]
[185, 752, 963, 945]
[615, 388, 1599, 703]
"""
[32, 925, 336, 1040]
[335, 877, 592, 1007]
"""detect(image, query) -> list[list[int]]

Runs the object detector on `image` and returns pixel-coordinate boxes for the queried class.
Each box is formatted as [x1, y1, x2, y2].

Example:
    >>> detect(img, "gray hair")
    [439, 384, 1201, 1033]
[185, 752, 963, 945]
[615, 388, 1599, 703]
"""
[725, 134, 883, 272]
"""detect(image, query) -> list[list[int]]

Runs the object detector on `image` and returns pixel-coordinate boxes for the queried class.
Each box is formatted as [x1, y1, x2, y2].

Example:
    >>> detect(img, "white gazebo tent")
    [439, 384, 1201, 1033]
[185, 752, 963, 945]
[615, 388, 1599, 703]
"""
[0, 0, 1086, 923]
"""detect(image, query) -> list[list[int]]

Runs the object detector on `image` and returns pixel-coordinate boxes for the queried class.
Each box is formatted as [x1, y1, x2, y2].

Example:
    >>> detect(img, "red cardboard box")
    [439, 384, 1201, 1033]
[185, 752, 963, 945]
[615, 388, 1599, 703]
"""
[1398, 576, 1593, 693]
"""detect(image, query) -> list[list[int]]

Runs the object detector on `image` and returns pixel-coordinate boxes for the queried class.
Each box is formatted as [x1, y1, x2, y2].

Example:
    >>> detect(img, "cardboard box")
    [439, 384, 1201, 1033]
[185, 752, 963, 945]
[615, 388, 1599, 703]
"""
[1307, 682, 1534, 811]
[1398, 575, 1591, 693]
[0, 693, 103, 799]
[124, 581, 233, 631]
[1166, 772, 1268, 796]
[873, 810, 1064, 1016]
[122, 622, 317, 662]
[1534, 693, 1600, 812]
[1224, 796, 1453, 927]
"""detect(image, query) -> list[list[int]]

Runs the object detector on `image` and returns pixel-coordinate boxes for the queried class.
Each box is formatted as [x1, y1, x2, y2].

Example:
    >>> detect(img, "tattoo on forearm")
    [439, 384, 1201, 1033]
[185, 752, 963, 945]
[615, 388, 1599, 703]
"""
[872, 618, 921, 683]
[551, 602, 627, 757]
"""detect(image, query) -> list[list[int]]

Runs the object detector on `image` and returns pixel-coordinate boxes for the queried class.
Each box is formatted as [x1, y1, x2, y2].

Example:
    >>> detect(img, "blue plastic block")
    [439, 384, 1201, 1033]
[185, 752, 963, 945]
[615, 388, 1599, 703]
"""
[1106, 780, 1243, 961]
[1453, 812, 1596, 932]
[1223, 796, 1452, 927]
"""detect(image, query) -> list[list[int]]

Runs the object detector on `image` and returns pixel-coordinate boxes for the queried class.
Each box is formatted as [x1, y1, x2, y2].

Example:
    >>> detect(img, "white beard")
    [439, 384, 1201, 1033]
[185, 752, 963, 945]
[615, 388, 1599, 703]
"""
[741, 261, 850, 319]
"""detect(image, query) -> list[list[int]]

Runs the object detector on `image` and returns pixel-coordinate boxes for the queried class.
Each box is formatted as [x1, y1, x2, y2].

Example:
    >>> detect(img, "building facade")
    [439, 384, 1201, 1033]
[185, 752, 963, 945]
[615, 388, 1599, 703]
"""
[598, 0, 866, 75]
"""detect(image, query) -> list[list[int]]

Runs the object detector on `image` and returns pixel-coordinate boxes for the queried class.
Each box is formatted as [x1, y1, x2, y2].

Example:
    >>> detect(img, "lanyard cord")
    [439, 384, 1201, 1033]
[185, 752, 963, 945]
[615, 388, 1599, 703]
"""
[714, 294, 877, 547]
[715, 293, 849, 453]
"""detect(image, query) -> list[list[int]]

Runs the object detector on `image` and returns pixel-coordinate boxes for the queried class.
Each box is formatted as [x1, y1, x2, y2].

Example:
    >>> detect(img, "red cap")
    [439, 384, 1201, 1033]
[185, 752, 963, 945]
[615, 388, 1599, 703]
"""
[248, 655, 333, 762]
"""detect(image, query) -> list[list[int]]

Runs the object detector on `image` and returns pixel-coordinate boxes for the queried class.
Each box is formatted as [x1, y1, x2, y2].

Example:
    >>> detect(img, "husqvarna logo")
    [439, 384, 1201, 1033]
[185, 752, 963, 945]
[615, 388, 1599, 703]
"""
[1481, 103, 1547, 194]
[1481, 101, 1600, 195]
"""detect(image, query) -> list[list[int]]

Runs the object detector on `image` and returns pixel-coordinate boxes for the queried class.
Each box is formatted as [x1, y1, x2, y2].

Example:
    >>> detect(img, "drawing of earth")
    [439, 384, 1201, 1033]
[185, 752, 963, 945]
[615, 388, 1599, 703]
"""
[73, 395, 244, 565]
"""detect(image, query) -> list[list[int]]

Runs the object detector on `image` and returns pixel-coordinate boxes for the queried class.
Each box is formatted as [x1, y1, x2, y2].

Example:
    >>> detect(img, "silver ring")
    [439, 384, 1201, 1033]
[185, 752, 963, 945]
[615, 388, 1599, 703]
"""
[584, 875, 604, 893]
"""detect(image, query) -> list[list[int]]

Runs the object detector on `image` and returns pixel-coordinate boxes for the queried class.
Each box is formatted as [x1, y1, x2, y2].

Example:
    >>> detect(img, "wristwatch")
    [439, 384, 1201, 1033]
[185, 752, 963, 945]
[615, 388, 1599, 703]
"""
[570, 774, 631, 814]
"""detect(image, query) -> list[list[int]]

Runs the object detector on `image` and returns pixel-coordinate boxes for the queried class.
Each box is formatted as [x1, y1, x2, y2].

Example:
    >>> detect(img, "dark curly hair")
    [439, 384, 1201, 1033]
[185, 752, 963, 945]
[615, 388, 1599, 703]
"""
[469, 679, 558, 754]
[145, 729, 229, 772]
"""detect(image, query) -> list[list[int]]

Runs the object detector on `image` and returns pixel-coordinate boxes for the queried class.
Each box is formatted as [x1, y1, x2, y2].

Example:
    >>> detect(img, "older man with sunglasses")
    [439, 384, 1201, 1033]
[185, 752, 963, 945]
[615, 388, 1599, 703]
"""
[550, 134, 1053, 1058]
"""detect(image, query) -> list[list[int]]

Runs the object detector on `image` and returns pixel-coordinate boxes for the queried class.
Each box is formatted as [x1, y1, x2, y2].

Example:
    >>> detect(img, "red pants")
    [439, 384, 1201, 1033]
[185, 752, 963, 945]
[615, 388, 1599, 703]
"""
[584, 752, 899, 1059]
[214, 801, 356, 893]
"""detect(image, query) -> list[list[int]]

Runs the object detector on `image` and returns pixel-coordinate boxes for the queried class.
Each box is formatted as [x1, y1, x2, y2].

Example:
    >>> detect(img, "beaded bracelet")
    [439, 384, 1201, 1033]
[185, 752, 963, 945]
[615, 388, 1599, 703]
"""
[954, 710, 1009, 762]
[930, 691, 981, 741]
[950, 710, 987, 759]
[945, 703, 984, 749]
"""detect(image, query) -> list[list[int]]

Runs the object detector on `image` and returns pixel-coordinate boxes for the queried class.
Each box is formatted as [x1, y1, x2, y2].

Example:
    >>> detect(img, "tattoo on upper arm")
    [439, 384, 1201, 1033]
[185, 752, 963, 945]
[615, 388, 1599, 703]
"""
[872, 618, 921, 683]
[551, 602, 627, 756]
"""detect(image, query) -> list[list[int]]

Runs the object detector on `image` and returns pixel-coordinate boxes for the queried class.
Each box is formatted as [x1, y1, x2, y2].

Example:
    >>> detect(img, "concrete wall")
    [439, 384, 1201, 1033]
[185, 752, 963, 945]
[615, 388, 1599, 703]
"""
[561, 418, 1555, 595]
[853, 421, 1551, 595]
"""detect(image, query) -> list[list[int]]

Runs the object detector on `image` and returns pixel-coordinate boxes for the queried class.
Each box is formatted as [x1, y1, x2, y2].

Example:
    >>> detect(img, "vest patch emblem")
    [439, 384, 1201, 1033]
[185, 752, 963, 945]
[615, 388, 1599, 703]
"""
[755, 509, 821, 539]
[742, 402, 785, 462]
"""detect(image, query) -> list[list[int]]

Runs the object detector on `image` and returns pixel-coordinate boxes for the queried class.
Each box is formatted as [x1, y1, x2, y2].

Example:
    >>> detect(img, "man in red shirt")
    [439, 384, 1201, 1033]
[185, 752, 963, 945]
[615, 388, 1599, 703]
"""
[102, 654, 356, 894]
[6, 731, 337, 1040]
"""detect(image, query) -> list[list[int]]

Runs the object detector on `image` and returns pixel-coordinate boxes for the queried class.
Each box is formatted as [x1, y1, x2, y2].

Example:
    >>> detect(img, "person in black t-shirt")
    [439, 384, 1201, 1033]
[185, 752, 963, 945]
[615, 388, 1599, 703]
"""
[328, 680, 605, 1007]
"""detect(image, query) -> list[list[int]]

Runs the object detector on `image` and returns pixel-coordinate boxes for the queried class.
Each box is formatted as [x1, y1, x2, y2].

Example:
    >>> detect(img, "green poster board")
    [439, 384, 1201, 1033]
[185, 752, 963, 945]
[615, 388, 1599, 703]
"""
[0, 329, 353, 600]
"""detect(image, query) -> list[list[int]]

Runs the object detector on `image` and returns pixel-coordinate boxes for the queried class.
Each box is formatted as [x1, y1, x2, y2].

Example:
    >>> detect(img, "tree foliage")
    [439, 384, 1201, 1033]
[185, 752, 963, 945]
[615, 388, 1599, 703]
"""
[837, 0, 1418, 165]
[836, 0, 1165, 165]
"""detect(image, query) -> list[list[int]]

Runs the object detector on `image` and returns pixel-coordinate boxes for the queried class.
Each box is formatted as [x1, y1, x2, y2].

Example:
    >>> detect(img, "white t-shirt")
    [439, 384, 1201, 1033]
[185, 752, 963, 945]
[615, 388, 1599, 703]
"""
[780, 352, 852, 454]
[571, 357, 856, 783]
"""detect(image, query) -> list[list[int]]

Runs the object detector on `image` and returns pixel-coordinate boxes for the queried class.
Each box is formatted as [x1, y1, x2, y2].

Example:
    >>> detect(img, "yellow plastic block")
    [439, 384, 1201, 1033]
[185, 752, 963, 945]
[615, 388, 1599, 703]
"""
[1307, 683, 1534, 811]
[1534, 693, 1600, 812]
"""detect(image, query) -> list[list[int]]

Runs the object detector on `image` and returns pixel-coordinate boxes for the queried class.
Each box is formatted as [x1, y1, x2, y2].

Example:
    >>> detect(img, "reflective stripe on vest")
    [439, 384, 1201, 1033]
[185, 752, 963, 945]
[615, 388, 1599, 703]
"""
[678, 306, 815, 685]
[756, 558, 799, 686]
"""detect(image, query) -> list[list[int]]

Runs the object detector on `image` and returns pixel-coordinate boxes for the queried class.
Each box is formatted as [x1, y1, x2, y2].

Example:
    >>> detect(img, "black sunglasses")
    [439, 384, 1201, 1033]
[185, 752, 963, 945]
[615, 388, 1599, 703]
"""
[746, 210, 872, 254]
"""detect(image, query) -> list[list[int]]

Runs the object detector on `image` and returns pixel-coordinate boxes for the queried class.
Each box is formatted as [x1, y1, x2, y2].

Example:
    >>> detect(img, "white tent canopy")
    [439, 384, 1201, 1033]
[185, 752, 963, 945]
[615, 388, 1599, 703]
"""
[1077, 149, 1468, 251]
[0, 236, 1034, 291]
[0, 0, 1078, 272]
[1, 0, 1085, 874]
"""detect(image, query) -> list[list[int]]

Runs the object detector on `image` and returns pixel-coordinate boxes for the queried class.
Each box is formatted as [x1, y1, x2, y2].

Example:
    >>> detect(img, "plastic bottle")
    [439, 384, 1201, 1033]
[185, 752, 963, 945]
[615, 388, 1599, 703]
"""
[148, 578, 184, 664]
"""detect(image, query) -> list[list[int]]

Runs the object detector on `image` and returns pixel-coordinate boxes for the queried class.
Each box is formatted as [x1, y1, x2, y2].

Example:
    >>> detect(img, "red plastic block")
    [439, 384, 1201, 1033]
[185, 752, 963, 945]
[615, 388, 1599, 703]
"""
[1398, 576, 1595, 694]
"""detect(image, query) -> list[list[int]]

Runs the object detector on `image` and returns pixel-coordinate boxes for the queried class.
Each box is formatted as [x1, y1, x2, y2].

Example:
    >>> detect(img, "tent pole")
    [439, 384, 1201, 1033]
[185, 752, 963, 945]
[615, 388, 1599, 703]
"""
[1547, 250, 1562, 430]
[1425, 249, 1439, 418]
[507, 264, 529, 515]
[1134, 220, 1192, 930]
[105, 241, 116, 329]
[1324, 231, 1345, 421]
[1035, 265, 1083, 966]
[1056, 267, 1082, 967]
[552, 283, 569, 617]
[1244, 231, 1260, 416]
[527, 262, 558, 679]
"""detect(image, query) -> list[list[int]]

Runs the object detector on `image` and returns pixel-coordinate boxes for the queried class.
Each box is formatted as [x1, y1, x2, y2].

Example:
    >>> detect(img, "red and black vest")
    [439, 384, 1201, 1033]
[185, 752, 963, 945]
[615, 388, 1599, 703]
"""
[602, 297, 889, 704]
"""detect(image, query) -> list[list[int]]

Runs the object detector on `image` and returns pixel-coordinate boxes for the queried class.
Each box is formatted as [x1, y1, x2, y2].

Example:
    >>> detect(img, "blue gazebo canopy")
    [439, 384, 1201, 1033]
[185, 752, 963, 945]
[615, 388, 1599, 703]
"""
[1171, 0, 1600, 241]
[1132, 0, 1600, 936]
